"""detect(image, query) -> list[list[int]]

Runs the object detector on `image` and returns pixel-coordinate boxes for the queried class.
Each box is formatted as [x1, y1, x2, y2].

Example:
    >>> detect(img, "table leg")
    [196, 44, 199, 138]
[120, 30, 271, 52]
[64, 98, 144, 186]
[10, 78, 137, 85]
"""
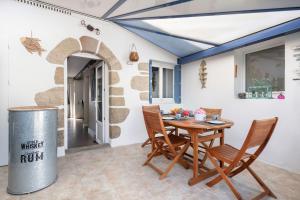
[187, 129, 225, 186]
[219, 129, 225, 167]
[188, 130, 199, 185]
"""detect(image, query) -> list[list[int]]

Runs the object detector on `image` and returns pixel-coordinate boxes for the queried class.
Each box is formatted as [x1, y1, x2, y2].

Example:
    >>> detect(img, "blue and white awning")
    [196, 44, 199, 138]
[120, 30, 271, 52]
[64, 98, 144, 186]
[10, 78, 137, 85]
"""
[41, 0, 300, 63]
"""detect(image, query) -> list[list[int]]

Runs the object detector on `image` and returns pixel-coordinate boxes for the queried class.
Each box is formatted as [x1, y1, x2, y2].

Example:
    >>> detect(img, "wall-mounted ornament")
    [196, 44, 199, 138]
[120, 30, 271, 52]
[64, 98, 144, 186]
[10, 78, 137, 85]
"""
[199, 60, 207, 88]
[81, 20, 100, 35]
[234, 64, 238, 78]
[129, 44, 139, 62]
[20, 32, 46, 56]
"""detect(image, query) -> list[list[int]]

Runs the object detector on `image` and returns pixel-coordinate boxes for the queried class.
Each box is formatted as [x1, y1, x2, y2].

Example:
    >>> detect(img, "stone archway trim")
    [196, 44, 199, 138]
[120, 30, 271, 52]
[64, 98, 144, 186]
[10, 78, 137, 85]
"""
[35, 36, 129, 147]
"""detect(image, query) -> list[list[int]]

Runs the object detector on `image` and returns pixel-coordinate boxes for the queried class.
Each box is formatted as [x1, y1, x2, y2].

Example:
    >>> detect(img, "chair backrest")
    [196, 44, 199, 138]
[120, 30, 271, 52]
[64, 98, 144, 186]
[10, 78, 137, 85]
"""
[142, 107, 176, 152]
[239, 117, 278, 159]
[201, 107, 222, 118]
[142, 105, 160, 113]
[143, 109, 165, 135]
[142, 105, 161, 136]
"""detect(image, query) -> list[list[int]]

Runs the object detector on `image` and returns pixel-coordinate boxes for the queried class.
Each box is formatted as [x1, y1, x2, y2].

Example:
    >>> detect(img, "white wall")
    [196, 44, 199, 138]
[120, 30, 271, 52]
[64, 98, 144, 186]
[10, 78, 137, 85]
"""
[0, 0, 177, 161]
[0, 19, 9, 166]
[181, 32, 300, 173]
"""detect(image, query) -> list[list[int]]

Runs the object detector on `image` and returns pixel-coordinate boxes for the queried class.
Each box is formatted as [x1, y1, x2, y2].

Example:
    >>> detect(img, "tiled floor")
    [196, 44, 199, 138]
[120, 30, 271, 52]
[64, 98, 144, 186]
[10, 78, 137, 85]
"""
[68, 119, 95, 148]
[0, 144, 299, 200]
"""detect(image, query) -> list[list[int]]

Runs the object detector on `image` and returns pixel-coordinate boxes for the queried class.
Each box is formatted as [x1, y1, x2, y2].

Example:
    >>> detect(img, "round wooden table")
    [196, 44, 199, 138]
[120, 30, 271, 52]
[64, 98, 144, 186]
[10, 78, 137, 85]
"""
[164, 118, 234, 186]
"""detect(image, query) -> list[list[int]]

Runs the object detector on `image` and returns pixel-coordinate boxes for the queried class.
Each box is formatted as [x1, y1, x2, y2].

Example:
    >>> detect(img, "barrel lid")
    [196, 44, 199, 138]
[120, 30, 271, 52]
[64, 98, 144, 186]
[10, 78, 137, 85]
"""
[8, 106, 58, 111]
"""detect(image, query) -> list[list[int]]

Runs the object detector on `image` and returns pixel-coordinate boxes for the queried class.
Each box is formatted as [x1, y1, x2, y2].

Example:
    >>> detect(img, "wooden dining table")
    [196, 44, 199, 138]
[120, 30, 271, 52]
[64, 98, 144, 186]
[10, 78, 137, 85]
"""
[164, 117, 234, 186]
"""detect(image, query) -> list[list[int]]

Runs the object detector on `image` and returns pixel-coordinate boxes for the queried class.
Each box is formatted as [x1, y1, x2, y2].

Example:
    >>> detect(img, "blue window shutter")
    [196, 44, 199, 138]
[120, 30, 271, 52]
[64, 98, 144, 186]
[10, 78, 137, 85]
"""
[149, 60, 153, 104]
[174, 64, 181, 103]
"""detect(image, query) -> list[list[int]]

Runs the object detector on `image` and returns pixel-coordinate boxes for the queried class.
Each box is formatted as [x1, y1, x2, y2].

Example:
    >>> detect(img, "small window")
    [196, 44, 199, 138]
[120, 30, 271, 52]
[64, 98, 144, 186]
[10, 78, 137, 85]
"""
[163, 68, 174, 98]
[151, 64, 174, 102]
[152, 67, 159, 98]
[235, 44, 285, 99]
[245, 45, 285, 93]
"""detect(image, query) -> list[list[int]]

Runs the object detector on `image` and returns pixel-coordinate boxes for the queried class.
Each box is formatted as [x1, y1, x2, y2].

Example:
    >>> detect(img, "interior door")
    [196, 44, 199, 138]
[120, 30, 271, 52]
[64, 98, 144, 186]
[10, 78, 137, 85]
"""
[95, 62, 104, 143]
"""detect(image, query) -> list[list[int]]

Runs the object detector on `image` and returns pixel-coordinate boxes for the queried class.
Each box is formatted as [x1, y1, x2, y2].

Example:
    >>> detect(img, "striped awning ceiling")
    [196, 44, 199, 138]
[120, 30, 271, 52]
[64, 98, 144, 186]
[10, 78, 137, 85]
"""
[40, 0, 300, 60]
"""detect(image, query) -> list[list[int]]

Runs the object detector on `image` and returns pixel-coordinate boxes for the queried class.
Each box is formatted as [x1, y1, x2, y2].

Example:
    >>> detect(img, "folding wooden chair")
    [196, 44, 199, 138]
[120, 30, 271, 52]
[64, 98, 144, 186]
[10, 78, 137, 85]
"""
[141, 105, 177, 148]
[198, 108, 223, 168]
[206, 117, 278, 200]
[181, 108, 223, 169]
[142, 109, 190, 180]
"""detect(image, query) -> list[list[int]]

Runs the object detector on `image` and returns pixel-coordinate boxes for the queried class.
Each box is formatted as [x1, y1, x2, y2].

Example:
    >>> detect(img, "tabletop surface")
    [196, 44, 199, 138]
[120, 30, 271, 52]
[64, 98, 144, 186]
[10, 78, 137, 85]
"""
[164, 117, 234, 131]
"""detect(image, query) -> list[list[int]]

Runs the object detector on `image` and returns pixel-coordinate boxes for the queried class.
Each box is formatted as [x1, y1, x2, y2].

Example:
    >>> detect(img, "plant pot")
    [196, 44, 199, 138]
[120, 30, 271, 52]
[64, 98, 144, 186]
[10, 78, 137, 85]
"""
[129, 51, 139, 62]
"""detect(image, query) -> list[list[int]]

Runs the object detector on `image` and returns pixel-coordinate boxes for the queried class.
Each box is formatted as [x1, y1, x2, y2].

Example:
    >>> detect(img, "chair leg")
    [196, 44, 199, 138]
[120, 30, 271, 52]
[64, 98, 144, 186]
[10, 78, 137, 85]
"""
[199, 139, 215, 168]
[229, 164, 248, 178]
[178, 158, 190, 169]
[206, 153, 242, 200]
[141, 138, 151, 148]
[159, 142, 190, 180]
[143, 147, 159, 166]
[246, 165, 277, 199]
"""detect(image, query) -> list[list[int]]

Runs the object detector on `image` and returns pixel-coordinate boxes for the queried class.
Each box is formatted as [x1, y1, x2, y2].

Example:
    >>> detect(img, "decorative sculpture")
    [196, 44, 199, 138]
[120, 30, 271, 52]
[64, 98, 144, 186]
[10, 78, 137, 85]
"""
[199, 60, 207, 88]
[20, 32, 46, 56]
[81, 20, 100, 35]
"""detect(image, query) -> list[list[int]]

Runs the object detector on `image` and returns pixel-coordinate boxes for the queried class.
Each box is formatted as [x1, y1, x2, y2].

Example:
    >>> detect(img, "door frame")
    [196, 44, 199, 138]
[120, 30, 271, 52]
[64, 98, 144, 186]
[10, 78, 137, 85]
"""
[95, 61, 104, 144]
[64, 53, 110, 150]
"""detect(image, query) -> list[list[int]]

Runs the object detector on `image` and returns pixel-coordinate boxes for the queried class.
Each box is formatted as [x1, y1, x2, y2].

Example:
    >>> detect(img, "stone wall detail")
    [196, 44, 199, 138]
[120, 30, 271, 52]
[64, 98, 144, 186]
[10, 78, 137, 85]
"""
[54, 67, 64, 84]
[35, 87, 64, 107]
[46, 38, 80, 65]
[97, 43, 122, 70]
[110, 97, 125, 106]
[109, 108, 130, 124]
[109, 126, 121, 139]
[109, 71, 120, 85]
[35, 36, 129, 147]
[79, 36, 98, 54]
[131, 62, 149, 101]
[109, 87, 124, 95]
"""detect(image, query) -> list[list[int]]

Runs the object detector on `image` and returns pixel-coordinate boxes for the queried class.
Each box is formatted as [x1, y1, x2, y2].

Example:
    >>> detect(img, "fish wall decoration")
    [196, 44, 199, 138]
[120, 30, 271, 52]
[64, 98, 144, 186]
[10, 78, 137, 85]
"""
[20, 32, 46, 56]
[199, 60, 207, 88]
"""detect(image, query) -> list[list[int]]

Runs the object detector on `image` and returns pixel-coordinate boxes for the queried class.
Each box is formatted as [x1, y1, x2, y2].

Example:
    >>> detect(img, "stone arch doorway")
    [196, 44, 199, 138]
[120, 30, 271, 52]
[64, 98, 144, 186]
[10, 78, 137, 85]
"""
[34, 36, 129, 149]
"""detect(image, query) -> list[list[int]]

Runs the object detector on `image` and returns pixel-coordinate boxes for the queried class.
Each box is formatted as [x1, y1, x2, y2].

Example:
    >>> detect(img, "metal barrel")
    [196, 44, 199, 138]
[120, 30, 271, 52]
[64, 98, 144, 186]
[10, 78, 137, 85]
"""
[7, 106, 58, 194]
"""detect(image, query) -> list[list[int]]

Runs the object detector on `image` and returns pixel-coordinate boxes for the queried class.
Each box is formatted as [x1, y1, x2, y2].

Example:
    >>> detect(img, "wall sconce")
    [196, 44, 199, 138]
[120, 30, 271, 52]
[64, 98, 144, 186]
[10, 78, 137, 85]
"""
[81, 20, 100, 35]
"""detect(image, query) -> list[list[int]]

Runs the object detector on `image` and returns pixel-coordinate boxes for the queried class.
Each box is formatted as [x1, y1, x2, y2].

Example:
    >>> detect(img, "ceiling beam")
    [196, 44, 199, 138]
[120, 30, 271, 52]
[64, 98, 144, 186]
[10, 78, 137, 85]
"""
[115, 21, 218, 46]
[178, 18, 300, 65]
[113, 7, 300, 21]
[106, 0, 192, 20]
[101, 0, 127, 19]
[115, 22, 178, 56]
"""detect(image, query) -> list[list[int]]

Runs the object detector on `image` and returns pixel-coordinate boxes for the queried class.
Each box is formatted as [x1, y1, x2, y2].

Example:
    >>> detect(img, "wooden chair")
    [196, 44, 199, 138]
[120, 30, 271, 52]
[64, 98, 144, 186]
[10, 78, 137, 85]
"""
[142, 109, 190, 180]
[206, 117, 278, 200]
[181, 108, 223, 168]
[198, 108, 223, 168]
[141, 105, 177, 148]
